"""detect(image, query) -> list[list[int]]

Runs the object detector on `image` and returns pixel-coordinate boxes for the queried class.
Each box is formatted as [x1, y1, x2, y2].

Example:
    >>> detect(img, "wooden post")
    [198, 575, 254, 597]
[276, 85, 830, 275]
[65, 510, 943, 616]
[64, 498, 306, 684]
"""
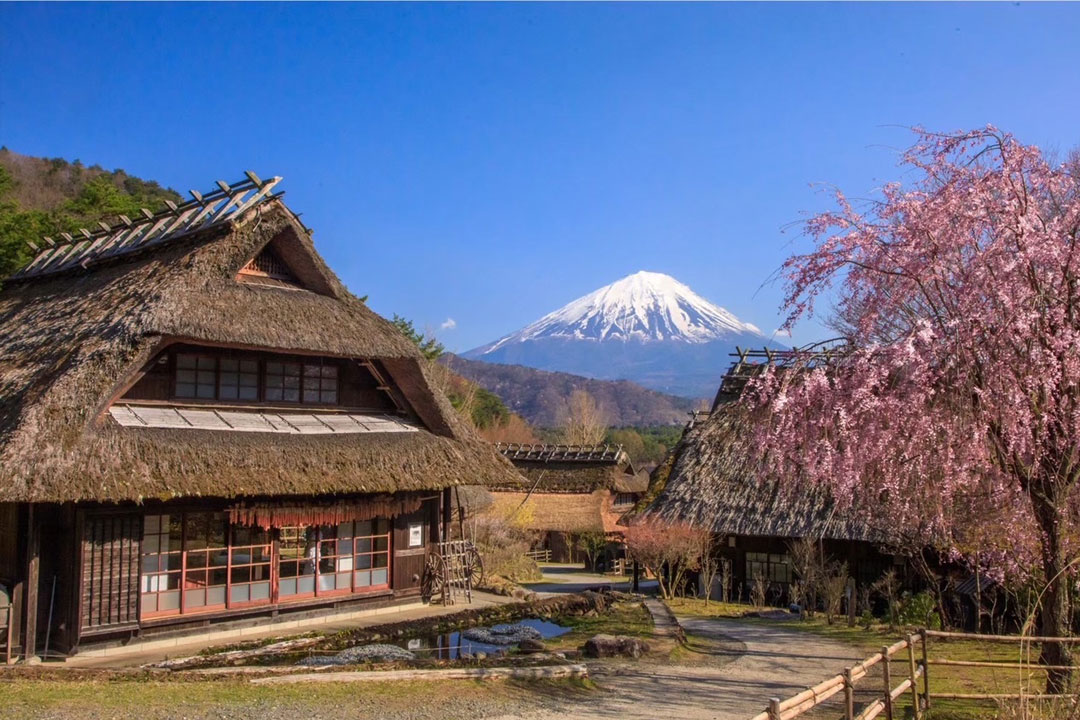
[847, 577, 857, 627]
[21, 504, 40, 663]
[881, 645, 893, 720]
[907, 634, 920, 719]
[767, 697, 782, 720]
[440, 487, 451, 542]
[843, 667, 855, 720]
[920, 628, 931, 712]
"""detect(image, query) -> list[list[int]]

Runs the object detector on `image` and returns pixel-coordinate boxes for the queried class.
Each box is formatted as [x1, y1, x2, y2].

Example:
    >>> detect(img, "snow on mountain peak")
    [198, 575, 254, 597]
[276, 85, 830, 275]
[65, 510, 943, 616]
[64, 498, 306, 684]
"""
[482, 270, 764, 352]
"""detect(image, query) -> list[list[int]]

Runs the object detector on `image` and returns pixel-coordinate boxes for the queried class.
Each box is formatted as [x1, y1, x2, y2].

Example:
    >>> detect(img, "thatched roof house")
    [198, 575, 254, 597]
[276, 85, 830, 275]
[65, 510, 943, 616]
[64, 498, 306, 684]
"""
[486, 443, 648, 565]
[0, 172, 516, 659]
[638, 347, 902, 600]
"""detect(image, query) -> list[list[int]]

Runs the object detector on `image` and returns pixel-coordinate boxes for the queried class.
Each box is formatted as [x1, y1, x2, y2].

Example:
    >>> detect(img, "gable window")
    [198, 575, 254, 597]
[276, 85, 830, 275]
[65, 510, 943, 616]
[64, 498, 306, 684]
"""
[265, 361, 301, 403]
[175, 354, 217, 399]
[219, 359, 259, 401]
[304, 363, 338, 404]
[170, 352, 340, 406]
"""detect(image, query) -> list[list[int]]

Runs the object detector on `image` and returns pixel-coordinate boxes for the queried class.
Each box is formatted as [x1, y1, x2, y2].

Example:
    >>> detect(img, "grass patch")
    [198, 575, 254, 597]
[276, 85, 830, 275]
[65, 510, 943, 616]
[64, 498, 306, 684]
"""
[665, 597, 754, 619]
[0, 675, 594, 719]
[547, 600, 654, 653]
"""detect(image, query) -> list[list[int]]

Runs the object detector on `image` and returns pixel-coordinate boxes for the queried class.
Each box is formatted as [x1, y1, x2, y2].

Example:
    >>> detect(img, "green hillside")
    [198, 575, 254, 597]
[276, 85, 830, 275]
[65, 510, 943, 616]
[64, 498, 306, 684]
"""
[0, 148, 180, 279]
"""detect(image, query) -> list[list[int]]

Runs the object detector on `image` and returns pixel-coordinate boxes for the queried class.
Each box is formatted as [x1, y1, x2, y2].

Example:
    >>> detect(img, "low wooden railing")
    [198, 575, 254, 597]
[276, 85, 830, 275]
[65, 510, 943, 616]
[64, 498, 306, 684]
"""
[751, 632, 925, 720]
[922, 630, 1080, 703]
[525, 549, 552, 563]
[751, 629, 1080, 720]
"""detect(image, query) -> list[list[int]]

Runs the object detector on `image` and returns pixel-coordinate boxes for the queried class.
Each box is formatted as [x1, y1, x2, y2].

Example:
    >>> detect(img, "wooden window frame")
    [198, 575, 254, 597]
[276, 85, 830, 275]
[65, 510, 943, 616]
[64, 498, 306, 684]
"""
[276, 526, 317, 603]
[169, 351, 341, 408]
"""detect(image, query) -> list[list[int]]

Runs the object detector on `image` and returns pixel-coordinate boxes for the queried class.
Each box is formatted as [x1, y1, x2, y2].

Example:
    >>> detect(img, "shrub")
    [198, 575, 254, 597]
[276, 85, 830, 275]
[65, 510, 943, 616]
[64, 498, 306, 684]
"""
[899, 591, 942, 629]
[471, 514, 542, 583]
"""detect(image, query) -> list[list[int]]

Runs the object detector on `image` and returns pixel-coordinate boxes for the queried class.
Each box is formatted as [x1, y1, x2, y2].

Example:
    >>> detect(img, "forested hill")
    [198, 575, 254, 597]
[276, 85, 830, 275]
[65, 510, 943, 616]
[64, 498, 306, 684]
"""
[0, 149, 181, 278]
[442, 354, 700, 428]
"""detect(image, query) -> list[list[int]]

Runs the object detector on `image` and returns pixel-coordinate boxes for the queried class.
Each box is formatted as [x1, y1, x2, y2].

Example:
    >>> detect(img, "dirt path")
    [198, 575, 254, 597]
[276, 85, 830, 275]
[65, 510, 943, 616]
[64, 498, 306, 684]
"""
[487, 615, 862, 720]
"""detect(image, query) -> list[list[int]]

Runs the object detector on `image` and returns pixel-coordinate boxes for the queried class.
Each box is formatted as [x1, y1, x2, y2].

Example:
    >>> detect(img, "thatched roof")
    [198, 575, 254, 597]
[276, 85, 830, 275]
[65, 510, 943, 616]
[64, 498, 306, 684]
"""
[0, 177, 518, 503]
[491, 443, 637, 493]
[488, 490, 609, 533]
[640, 392, 884, 543]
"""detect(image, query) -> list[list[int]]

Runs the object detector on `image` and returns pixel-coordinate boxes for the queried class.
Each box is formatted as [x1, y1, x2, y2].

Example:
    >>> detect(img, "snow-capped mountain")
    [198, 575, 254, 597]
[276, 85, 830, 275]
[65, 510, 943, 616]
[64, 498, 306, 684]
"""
[483, 271, 762, 349]
[465, 271, 786, 399]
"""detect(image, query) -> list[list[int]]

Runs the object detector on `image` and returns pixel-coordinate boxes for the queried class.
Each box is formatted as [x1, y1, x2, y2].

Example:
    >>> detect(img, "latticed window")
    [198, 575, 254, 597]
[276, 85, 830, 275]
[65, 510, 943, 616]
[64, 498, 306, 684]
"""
[140, 514, 183, 616]
[171, 351, 340, 406]
[746, 552, 793, 584]
[303, 363, 338, 404]
[175, 354, 217, 399]
[219, 359, 259, 401]
[239, 250, 295, 280]
[265, 361, 301, 403]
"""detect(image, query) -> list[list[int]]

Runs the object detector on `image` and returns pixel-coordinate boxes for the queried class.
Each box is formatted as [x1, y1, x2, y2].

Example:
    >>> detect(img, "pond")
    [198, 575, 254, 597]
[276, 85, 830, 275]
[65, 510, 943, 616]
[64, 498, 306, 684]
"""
[397, 618, 571, 660]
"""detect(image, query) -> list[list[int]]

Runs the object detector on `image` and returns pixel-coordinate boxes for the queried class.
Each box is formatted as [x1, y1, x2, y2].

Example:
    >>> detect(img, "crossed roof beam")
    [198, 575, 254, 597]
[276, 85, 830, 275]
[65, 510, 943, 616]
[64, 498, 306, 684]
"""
[13, 171, 288, 280]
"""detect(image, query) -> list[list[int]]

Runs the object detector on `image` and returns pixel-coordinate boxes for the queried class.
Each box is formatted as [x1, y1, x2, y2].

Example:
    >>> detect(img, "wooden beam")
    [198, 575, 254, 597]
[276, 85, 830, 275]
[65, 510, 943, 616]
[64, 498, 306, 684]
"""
[21, 504, 40, 662]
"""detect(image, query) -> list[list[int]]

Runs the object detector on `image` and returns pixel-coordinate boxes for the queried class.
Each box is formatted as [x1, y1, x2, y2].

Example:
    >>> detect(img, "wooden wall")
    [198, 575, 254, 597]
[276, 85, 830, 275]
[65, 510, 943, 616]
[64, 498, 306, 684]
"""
[79, 511, 141, 635]
[392, 496, 440, 596]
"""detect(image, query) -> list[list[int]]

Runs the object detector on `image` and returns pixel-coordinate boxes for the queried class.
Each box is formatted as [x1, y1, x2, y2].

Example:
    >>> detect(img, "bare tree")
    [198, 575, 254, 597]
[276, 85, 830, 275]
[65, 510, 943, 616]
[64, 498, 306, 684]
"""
[563, 389, 607, 445]
[697, 533, 721, 606]
[821, 562, 849, 625]
[872, 569, 901, 631]
[788, 538, 821, 616]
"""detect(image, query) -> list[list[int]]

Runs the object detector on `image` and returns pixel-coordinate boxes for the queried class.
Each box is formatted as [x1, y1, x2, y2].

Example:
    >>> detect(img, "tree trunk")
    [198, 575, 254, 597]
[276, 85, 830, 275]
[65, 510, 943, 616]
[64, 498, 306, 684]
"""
[1032, 491, 1073, 693]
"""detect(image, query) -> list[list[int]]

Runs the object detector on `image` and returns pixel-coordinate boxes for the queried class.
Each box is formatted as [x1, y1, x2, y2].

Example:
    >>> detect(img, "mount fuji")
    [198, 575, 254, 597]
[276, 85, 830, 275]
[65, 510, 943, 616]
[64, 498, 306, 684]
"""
[464, 271, 786, 399]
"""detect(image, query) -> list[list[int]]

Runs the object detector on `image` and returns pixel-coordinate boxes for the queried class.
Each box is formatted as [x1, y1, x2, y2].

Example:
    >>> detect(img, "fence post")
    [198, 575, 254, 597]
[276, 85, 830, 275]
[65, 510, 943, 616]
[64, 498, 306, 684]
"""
[920, 628, 931, 713]
[843, 667, 855, 720]
[768, 697, 782, 720]
[906, 634, 920, 719]
[881, 645, 893, 720]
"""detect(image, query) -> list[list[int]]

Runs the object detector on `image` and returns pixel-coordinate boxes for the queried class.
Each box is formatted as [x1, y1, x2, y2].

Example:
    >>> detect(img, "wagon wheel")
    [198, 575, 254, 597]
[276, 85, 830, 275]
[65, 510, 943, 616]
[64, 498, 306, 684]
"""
[423, 553, 446, 602]
[464, 546, 485, 588]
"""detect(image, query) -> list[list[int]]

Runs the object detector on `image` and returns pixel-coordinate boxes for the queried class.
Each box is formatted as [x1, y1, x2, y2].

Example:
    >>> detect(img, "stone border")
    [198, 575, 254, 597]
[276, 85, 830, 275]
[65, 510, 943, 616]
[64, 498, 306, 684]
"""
[250, 663, 589, 685]
[645, 598, 687, 645]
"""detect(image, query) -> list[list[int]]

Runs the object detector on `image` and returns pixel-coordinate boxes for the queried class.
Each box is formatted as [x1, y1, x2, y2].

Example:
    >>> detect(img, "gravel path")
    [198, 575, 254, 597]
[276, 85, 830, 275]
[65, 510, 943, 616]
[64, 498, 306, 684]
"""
[485, 615, 863, 720]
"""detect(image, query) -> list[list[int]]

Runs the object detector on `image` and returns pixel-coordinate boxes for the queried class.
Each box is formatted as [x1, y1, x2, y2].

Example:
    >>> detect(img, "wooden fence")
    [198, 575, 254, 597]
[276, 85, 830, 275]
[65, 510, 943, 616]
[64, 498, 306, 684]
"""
[526, 549, 552, 563]
[750, 629, 1080, 720]
[921, 630, 1080, 703]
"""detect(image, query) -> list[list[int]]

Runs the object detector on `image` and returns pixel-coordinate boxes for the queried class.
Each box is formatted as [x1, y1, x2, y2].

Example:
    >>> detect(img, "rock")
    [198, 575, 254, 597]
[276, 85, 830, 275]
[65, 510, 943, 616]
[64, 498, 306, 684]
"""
[463, 623, 543, 646]
[474, 651, 487, 661]
[583, 634, 649, 659]
[554, 652, 567, 660]
[460, 652, 474, 661]
[563, 649, 582, 660]
[518, 638, 546, 654]
[297, 643, 416, 666]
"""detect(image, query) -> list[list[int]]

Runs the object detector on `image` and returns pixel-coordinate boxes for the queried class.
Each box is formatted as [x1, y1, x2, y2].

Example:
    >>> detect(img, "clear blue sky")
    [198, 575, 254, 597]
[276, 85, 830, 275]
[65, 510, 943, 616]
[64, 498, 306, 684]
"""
[2, 2, 1078, 350]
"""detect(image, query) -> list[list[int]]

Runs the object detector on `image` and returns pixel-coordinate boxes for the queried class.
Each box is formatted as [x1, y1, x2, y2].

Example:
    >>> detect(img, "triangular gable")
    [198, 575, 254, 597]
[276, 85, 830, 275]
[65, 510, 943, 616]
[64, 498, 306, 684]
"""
[235, 225, 337, 296]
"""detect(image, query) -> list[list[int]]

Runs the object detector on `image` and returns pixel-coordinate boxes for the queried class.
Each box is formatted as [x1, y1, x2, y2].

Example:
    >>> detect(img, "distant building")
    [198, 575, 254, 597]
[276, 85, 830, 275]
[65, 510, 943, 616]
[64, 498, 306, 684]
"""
[0, 173, 515, 659]
[487, 443, 648, 568]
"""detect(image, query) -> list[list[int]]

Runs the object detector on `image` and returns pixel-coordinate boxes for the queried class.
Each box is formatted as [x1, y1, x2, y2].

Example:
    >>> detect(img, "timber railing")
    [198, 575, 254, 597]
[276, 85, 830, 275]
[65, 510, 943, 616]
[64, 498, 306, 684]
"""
[921, 629, 1080, 703]
[525, 549, 552, 563]
[751, 632, 924, 720]
[750, 629, 1080, 720]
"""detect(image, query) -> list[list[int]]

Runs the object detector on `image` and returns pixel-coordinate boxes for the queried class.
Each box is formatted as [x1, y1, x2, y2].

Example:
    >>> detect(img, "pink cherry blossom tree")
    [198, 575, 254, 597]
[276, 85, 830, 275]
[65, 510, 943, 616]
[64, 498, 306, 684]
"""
[745, 127, 1080, 689]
